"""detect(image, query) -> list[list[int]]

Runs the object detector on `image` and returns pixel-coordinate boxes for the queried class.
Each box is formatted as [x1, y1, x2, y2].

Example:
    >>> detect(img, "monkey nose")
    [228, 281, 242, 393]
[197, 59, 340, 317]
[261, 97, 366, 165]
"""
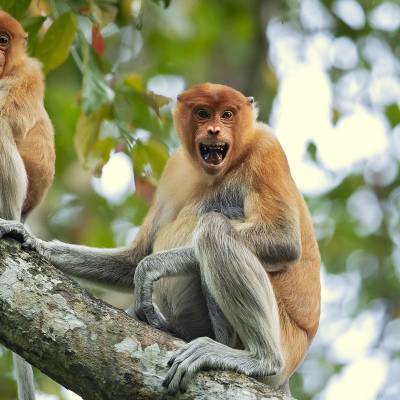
[207, 126, 221, 136]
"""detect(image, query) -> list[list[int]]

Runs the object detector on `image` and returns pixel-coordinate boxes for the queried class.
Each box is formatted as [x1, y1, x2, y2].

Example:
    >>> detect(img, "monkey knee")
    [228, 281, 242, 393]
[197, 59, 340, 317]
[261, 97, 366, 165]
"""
[198, 212, 226, 229]
[194, 212, 237, 243]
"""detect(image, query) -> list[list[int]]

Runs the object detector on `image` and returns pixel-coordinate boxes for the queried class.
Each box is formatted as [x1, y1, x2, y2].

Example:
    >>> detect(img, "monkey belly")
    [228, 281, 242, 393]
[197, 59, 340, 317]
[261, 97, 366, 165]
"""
[152, 213, 198, 252]
[153, 276, 213, 341]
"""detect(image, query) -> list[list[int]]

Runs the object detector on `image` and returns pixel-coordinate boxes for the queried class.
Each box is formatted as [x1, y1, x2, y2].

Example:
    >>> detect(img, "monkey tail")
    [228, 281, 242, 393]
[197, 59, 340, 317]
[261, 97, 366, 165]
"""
[13, 353, 36, 400]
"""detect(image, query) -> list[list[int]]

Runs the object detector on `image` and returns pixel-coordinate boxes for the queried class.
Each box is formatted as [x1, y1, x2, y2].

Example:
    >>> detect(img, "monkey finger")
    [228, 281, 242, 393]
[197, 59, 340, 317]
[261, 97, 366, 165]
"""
[163, 358, 189, 393]
[179, 354, 208, 392]
[167, 343, 193, 367]
[0, 220, 28, 242]
[165, 353, 204, 394]
[166, 338, 206, 370]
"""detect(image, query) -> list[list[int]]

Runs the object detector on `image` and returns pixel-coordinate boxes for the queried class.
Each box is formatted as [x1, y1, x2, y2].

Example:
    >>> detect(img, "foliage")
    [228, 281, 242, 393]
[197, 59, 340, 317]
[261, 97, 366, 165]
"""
[0, 0, 399, 399]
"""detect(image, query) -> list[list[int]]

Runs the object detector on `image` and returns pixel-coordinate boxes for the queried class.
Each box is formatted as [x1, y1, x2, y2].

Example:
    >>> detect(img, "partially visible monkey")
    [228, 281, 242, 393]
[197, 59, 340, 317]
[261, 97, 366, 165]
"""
[0, 83, 320, 395]
[0, 11, 55, 400]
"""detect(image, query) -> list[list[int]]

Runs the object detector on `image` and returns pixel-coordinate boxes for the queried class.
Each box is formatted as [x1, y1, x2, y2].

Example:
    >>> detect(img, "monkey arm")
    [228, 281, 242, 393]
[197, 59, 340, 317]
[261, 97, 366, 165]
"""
[235, 191, 301, 271]
[236, 221, 301, 271]
[0, 204, 161, 288]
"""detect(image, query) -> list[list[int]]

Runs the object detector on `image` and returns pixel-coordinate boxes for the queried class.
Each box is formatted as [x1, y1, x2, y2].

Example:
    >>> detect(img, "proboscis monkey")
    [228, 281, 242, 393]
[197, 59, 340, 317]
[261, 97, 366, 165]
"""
[0, 83, 320, 395]
[0, 11, 55, 400]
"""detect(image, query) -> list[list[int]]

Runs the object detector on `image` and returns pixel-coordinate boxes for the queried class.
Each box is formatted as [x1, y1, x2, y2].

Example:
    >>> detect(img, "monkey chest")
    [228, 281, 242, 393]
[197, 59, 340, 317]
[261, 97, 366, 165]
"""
[152, 185, 245, 252]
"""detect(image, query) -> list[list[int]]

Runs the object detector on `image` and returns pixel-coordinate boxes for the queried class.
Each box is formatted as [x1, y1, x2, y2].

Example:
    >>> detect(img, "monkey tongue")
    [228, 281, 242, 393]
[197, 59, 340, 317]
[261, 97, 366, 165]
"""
[205, 150, 223, 165]
[211, 152, 223, 164]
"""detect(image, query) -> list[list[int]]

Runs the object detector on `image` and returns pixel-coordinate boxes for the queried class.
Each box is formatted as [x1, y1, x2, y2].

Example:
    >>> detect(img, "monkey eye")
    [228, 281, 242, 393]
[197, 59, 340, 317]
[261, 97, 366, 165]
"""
[0, 33, 10, 47]
[196, 109, 211, 119]
[221, 110, 233, 120]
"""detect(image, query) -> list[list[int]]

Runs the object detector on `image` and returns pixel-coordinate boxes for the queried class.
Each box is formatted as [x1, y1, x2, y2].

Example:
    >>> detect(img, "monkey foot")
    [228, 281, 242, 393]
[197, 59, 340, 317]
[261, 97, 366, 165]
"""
[163, 336, 282, 394]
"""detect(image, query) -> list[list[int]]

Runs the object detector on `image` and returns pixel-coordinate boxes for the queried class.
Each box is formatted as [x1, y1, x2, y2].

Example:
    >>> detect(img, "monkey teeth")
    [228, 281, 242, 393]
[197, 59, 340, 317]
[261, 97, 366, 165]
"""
[199, 143, 228, 165]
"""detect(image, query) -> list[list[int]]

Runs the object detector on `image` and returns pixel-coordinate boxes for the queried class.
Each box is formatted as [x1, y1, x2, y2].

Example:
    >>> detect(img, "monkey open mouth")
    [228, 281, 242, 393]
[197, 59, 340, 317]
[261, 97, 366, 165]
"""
[199, 143, 229, 165]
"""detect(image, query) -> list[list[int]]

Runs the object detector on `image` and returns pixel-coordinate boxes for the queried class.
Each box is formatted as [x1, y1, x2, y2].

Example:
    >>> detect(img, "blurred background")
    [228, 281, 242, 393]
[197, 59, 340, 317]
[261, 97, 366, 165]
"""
[0, 0, 399, 399]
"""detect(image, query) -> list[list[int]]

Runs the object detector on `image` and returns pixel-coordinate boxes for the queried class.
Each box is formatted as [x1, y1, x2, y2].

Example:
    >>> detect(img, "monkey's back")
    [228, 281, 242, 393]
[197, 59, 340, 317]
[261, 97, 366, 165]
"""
[0, 57, 55, 217]
[251, 127, 321, 377]
[269, 198, 321, 377]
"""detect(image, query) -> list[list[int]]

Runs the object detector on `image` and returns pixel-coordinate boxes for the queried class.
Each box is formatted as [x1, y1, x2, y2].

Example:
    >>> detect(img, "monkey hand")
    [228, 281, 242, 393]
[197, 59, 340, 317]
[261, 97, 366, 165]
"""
[0, 218, 32, 244]
[0, 218, 44, 254]
[133, 256, 169, 331]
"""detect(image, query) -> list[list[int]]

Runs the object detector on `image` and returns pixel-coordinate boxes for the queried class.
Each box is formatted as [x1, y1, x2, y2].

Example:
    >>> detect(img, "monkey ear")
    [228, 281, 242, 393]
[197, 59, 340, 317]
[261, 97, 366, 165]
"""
[247, 96, 254, 105]
[177, 94, 182, 102]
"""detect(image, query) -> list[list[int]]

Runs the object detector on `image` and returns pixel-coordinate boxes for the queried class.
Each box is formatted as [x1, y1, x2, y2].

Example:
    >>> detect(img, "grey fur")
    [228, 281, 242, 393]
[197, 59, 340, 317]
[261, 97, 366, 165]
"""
[240, 220, 301, 268]
[133, 247, 197, 330]
[0, 184, 296, 395]
[30, 240, 139, 287]
[13, 354, 35, 400]
[134, 212, 284, 394]
[0, 120, 27, 220]
[0, 120, 34, 400]
[199, 183, 244, 219]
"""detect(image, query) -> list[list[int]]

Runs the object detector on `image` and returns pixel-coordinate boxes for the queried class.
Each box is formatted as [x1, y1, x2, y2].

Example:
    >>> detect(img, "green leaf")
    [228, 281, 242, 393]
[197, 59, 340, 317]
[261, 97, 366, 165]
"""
[306, 141, 318, 163]
[81, 61, 115, 114]
[132, 139, 169, 183]
[22, 16, 46, 37]
[145, 139, 169, 179]
[87, 137, 117, 177]
[34, 12, 77, 73]
[128, 196, 149, 225]
[385, 104, 400, 128]
[151, 0, 171, 8]
[145, 91, 171, 117]
[22, 16, 46, 54]
[0, 0, 31, 19]
[0, 0, 15, 12]
[9, 0, 30, 19]
[74, 106, 110, 173]
[118, 0, 143, 28]
[114, 85, 163, 136]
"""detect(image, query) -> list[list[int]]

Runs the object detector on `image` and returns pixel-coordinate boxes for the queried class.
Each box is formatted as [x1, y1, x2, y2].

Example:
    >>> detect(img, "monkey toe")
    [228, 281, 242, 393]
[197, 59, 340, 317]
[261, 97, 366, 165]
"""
[21, 237, 38, 251]
[163, 340, 211, 393]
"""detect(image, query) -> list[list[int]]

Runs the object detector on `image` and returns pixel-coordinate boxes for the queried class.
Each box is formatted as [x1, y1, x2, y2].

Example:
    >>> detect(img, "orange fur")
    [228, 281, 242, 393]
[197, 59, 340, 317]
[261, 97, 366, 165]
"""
[155, 83, 320, 381]
[0, 12, 55, 217]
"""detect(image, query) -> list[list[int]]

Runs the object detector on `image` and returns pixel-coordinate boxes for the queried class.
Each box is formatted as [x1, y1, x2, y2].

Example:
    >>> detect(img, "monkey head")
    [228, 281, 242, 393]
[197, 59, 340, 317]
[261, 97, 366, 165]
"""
[0, 11, 27, 78]
[174, 83, 256, 176]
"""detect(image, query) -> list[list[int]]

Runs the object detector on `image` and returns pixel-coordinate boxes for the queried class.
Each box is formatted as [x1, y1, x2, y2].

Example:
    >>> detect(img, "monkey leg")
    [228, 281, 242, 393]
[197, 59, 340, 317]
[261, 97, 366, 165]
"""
[164, 212, 284, 394]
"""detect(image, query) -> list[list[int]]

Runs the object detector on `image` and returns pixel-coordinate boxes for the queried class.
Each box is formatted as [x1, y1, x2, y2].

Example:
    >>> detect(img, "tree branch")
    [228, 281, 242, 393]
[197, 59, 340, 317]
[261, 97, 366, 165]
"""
[0, 239, 293, 400]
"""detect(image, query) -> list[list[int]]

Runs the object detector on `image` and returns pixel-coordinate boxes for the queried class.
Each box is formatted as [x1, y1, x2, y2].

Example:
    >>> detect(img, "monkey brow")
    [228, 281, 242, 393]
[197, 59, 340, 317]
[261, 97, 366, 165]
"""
[1, 30, 13, 38]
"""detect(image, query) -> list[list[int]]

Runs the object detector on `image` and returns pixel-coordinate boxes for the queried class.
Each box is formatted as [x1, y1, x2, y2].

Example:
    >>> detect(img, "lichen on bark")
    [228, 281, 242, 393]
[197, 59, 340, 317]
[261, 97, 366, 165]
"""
[0, 239, 293, 400]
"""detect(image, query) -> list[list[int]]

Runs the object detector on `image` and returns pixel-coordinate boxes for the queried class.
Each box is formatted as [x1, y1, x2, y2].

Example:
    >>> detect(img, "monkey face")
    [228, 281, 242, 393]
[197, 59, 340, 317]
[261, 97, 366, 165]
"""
[0, 11, 27, 78]
[0, 31, 10, 77]
[174, 83, 255, 176]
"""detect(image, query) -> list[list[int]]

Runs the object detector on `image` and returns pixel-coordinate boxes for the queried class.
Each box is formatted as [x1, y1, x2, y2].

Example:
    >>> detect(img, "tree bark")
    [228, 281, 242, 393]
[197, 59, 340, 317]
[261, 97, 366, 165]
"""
[0, 239, 293, 400]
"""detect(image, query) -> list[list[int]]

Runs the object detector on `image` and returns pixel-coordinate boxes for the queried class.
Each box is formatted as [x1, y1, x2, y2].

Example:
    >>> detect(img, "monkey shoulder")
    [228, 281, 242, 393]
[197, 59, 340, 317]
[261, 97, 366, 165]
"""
[0, 58, 45, 117]
[157, 148, 206, 207]
[18, 58, 45, 97]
